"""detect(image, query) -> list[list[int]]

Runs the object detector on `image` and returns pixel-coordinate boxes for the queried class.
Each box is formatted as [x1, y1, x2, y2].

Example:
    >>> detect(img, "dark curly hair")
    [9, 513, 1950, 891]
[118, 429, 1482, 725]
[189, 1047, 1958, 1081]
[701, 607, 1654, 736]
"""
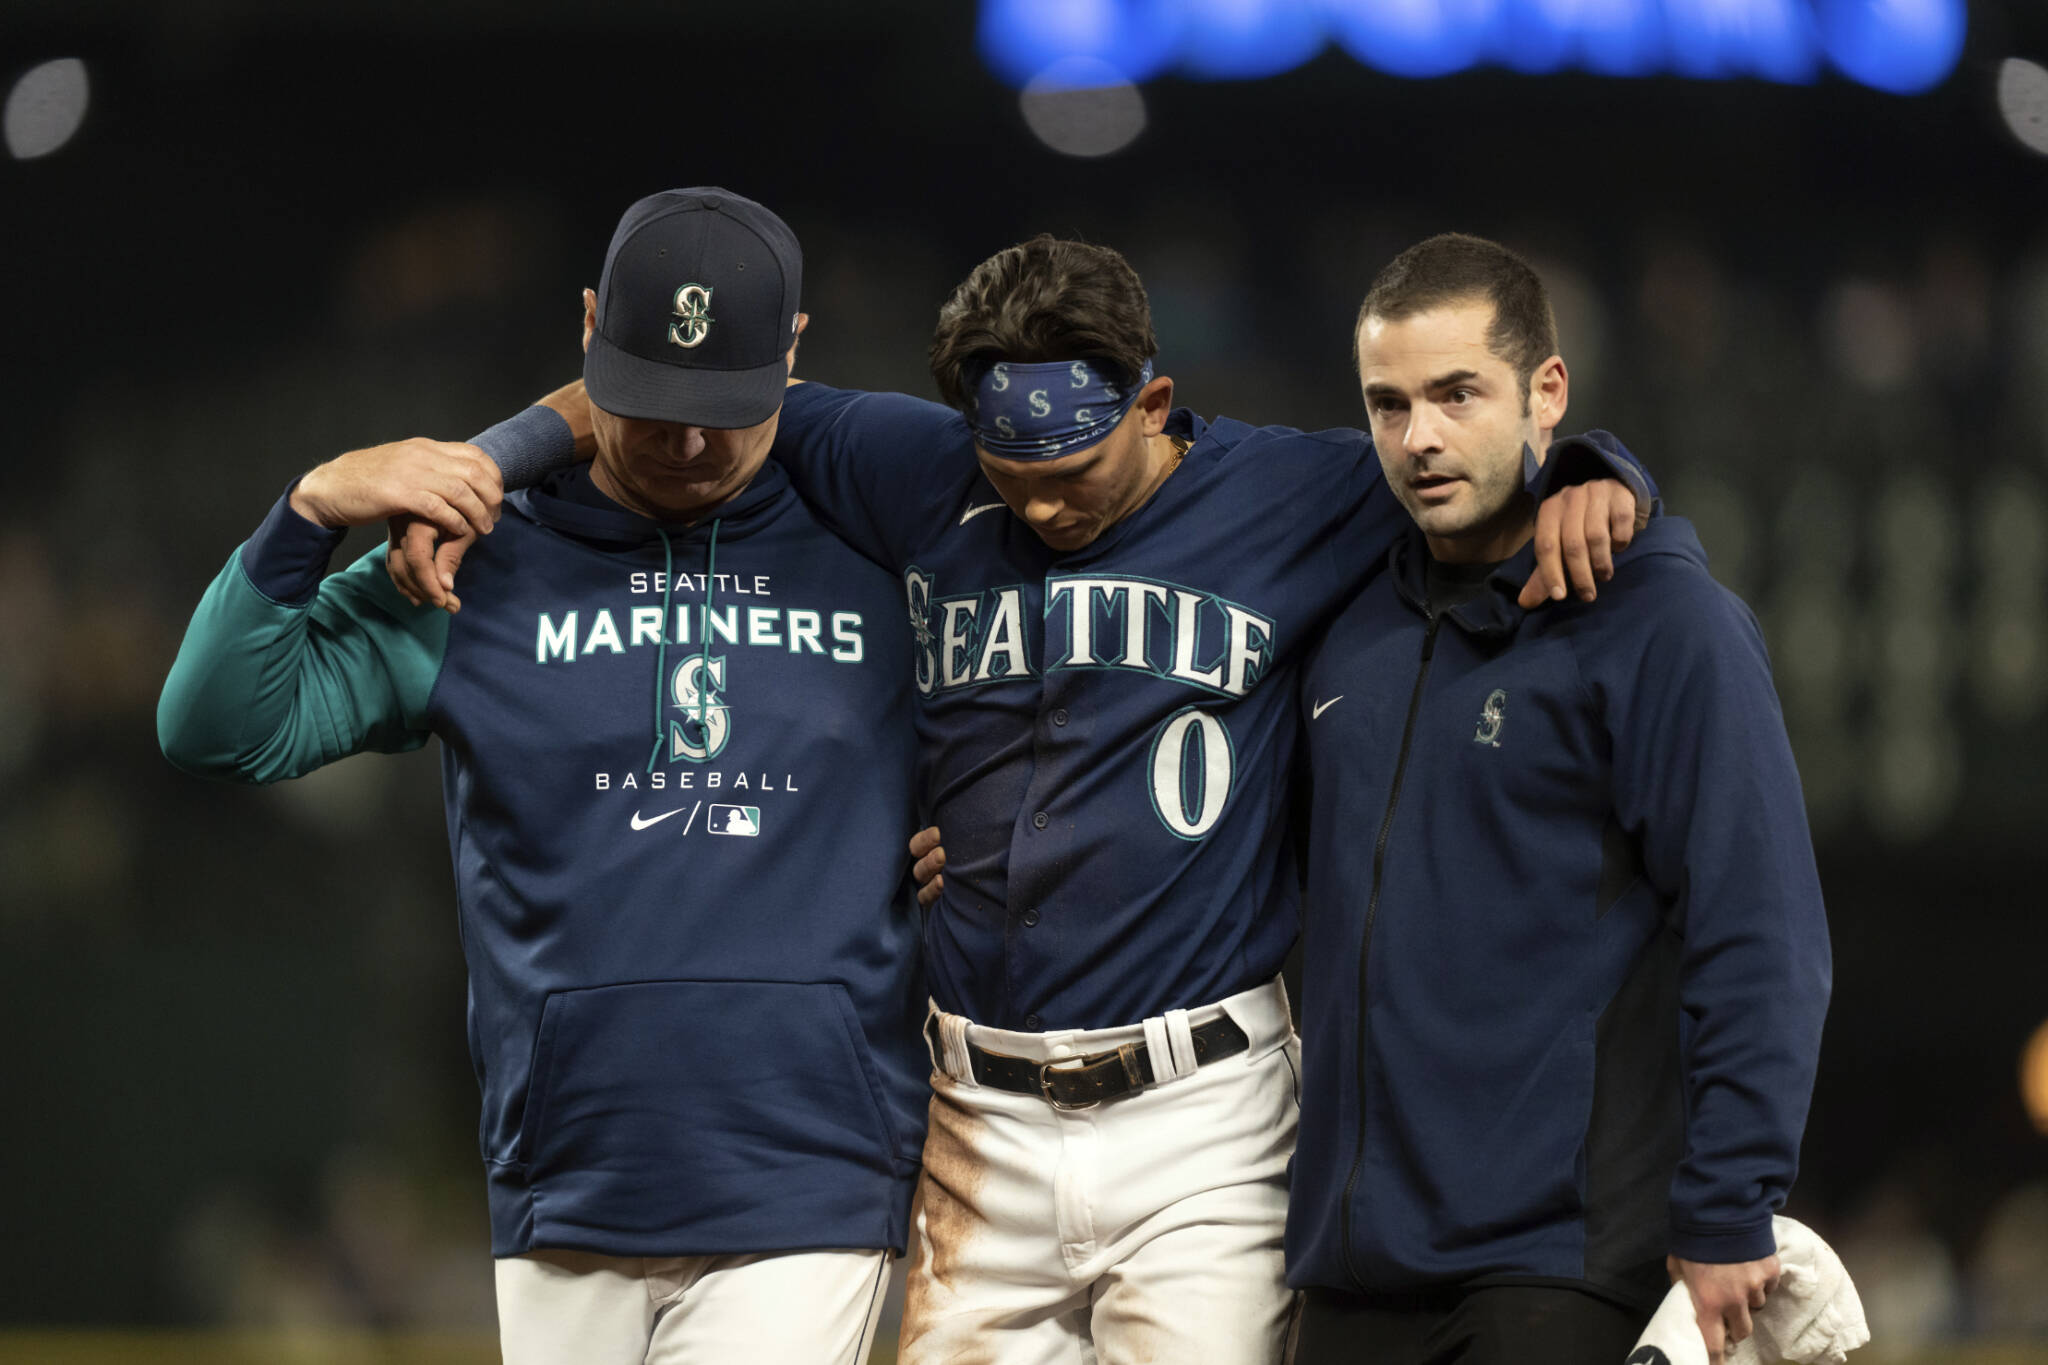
[929, 235, 1159, 414]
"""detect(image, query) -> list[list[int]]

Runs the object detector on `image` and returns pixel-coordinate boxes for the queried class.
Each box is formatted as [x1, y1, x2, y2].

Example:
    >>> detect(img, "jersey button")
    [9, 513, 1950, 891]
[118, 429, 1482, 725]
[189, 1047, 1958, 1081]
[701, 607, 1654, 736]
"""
[1025, 1013, 1044, 1030]
[1021, 909, 1040, 927]
[1051, 708, 1069, 726]
[1033, 811, 1050, 830]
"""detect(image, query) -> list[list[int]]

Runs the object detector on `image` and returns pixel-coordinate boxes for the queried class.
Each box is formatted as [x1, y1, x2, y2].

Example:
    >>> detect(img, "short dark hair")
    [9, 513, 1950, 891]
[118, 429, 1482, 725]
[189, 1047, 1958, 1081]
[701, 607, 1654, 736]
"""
[929, 235, 1159, 413]
[1357, 233, 1558, 404]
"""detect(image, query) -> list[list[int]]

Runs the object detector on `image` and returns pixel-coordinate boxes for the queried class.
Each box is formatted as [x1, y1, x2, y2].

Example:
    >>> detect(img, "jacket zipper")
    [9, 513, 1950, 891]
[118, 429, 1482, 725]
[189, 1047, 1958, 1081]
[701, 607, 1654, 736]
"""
[1338, 608, 1441, 1287]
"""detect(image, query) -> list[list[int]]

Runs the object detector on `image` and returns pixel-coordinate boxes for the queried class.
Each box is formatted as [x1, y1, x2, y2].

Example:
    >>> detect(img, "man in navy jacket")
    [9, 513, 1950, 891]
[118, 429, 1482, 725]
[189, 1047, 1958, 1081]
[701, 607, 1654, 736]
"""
[1288, 234, 1831, 1365]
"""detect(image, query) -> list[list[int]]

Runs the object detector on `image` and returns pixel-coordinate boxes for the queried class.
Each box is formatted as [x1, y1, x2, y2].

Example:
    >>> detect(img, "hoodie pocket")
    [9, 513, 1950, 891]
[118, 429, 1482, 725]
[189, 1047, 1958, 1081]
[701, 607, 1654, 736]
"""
[513, 980, 902, 1245]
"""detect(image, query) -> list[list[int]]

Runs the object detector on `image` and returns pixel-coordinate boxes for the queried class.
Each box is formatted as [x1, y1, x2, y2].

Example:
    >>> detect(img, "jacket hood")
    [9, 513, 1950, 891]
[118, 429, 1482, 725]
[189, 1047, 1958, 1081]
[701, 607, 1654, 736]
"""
[507, 458, 795, 547]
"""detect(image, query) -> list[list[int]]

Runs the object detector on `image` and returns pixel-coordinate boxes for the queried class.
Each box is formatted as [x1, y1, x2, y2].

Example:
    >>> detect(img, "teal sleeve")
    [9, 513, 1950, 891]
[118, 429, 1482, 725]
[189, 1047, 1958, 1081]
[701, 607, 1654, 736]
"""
[158, 528, 453, 784]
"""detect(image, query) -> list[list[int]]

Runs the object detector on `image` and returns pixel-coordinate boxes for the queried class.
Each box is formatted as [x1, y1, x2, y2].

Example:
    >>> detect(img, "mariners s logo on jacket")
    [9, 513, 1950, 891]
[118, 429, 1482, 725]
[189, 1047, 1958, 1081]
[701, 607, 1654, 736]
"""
[536, 570, 871, 804]
[671, 655, 730, 761]
[1474, 688, 1507, 748]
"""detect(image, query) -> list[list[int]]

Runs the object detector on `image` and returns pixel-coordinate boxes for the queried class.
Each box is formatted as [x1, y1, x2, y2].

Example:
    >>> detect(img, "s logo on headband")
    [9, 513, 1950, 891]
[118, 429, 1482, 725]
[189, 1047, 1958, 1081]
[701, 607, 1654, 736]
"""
[971, 358, 1156, 462]
[669, 284, 715, 349]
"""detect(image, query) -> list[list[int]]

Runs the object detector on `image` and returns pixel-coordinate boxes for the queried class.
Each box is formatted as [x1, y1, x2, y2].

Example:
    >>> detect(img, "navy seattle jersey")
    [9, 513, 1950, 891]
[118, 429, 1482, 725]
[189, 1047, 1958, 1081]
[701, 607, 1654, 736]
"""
[772, 383, 1403, 1030]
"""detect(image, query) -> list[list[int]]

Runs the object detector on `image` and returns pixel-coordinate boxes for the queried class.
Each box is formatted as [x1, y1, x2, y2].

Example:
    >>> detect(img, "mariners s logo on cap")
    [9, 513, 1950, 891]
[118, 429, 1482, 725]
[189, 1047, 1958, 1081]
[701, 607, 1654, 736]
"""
[669, 284, 715, 349]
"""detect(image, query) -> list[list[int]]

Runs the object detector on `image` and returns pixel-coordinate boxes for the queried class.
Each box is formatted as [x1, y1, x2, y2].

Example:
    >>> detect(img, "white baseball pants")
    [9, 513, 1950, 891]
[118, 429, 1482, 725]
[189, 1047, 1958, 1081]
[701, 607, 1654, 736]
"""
[494, 1245, 890, 1365]
[901, 977, 1302, 1365]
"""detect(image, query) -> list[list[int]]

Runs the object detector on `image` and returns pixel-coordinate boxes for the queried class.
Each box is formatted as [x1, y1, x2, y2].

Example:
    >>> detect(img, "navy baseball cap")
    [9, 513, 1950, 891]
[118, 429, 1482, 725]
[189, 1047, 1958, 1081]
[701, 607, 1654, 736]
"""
[584, 187, 803, 429]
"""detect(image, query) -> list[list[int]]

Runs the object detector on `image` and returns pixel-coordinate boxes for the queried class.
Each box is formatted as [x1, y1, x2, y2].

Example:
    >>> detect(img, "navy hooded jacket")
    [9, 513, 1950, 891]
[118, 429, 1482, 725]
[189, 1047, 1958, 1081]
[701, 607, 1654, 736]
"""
[1288, 438, 1830, 1308]
[159, 459, 929, 1259]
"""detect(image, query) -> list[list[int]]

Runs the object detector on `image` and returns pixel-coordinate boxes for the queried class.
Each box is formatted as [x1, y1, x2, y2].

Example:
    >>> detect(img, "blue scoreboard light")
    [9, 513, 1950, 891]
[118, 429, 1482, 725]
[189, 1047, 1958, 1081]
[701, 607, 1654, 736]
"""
[979, 0, 1967, 96]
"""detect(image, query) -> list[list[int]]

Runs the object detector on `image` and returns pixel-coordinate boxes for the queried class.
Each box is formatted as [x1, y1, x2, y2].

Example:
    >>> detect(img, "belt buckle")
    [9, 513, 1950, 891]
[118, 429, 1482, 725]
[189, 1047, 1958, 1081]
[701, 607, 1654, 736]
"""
[1038, 1060, 1098, 1110]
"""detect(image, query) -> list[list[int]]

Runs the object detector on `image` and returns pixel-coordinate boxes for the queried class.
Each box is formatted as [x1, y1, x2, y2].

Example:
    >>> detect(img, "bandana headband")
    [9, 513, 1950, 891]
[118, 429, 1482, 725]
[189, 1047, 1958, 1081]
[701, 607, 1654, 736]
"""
[969, 358, 1154, 461]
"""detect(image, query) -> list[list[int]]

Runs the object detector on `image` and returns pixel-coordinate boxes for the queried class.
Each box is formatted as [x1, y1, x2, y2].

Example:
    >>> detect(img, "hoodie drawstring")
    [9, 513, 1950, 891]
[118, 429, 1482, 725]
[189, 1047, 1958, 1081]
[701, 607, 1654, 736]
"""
[647, 528, 675, 773]
[698, 518, 721, 737]
[645, 517, 722, 774]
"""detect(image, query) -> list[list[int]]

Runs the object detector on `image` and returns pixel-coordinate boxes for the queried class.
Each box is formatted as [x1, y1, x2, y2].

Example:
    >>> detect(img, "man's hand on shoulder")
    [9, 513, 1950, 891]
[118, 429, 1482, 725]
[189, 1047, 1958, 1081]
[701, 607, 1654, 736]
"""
[1517, 478, 1639, 609]
[1670, 1253, 1781, 1365]
[387, 517, 478, 614]
[382, 380, 595, 613]
[291, 437, 502, 540]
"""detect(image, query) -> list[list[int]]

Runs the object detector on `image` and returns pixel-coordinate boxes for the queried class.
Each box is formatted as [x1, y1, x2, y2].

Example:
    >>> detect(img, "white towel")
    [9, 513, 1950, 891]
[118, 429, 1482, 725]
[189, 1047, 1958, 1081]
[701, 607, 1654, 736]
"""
[1628, 1217, 1870, 1364]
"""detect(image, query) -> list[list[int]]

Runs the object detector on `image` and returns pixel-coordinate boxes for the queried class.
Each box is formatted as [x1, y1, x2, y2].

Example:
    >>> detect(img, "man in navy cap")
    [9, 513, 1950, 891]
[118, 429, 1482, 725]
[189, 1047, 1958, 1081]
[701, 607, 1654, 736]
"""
[159, 189, 928, 1364]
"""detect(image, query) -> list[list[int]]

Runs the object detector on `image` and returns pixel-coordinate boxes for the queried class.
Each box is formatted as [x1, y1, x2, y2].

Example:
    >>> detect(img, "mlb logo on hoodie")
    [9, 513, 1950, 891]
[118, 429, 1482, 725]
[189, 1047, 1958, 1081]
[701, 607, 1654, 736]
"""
[707, 805, 761, 837]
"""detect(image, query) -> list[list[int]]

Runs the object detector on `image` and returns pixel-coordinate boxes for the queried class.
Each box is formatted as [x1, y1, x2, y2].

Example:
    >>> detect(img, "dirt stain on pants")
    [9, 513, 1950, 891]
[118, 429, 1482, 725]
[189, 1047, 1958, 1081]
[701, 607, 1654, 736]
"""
[898, 1084, 989, 1363]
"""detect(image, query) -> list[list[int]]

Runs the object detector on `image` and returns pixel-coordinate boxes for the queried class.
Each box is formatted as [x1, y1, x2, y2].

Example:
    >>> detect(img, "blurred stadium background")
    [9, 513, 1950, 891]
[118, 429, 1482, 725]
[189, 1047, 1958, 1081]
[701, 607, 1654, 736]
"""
[4, 0, 2047, 1359]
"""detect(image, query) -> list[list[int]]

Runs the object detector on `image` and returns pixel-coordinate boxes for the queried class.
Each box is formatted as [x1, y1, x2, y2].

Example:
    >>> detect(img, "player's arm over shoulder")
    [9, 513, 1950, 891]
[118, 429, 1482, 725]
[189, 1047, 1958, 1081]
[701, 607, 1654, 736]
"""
[1203, 420, 1387, 536]
[772, 382, 984, 565]
[1215, 420, 1375, 479]
[775, 381, 966, 457]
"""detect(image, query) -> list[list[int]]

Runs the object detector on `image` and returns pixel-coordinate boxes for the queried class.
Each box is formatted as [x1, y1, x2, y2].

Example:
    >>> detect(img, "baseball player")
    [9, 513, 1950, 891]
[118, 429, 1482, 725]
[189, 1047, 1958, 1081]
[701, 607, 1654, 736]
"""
[1287, 234, 1829, 1365]
[416, 233, 1652, 1364]
[158, 188, 928, 1364]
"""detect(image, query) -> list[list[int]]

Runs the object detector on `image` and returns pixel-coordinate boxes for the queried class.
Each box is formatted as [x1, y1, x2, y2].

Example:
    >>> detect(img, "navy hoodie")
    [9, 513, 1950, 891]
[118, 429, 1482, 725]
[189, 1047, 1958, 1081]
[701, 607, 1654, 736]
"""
[1289, 439, 1830, 1308]
[158, 459, 928, 1259]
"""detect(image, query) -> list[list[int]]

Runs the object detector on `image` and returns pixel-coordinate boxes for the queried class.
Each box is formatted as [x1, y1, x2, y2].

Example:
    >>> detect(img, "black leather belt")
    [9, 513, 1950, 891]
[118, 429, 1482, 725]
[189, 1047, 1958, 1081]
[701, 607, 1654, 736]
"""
[929, 1013, 1251, 1109]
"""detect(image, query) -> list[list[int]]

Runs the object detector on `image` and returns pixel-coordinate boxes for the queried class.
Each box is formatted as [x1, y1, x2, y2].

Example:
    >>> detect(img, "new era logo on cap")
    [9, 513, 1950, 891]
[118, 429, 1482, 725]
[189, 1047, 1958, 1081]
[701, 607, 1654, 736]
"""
[585, 187, 802, 429]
